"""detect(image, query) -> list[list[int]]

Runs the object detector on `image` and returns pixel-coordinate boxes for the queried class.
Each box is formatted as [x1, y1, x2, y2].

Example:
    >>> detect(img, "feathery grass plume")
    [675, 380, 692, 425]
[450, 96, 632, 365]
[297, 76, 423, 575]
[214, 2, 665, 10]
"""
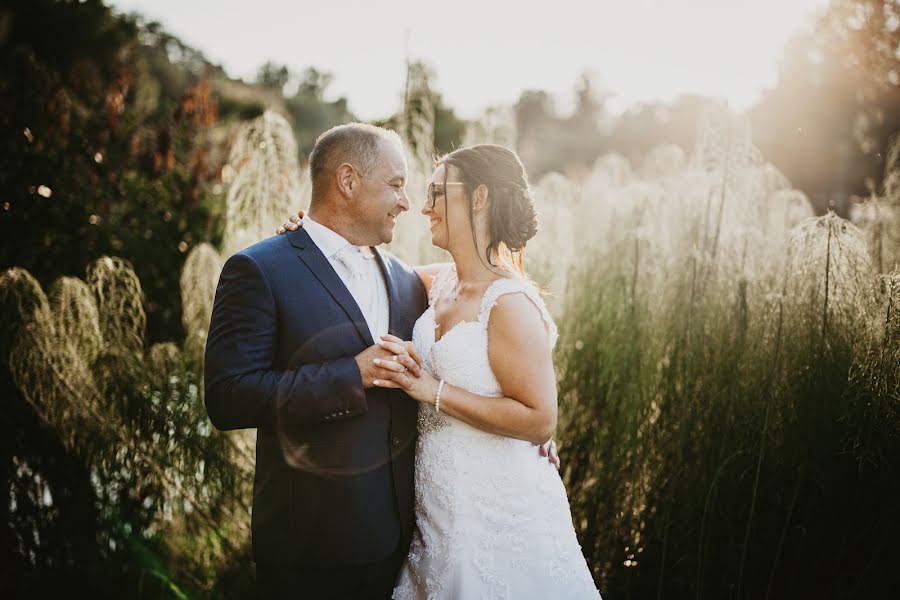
[737, 163, 791, 229]
[638, 143, 687, 180]
[589, 152, 634, 189]
[765, 189, 815, 245]
[3, 262, 252, 593]
[224, 110, 304, 255]
[49, 276, 103, 364]
[528, 172, 579, 305]
[463, 105, 517, 147]
[882, 132, 900, 203]
[850, 196, 900, 275]
[148, 342, 181, 379]
[87, 256, 146, 361]
[846, 272, 900, 442]
[712, 163, 798, 285]
[850, 133, 900, 275]
[584, 158, 677, 283]
[0, 267, 51, 358]
[690, 100, 762, 175]
[2, 269, 105, 450]
[180, 243, 223, 363]
[382, 65, 448, 267]
[400, 61, 436, 177]
[784, 213, 873, 350]
[689, 103, 763, 277]
[580, 154, 645, 264]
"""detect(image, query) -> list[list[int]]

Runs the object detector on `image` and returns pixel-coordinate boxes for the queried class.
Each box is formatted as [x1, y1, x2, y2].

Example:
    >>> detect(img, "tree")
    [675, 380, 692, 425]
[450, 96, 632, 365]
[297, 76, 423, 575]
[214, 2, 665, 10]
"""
[284, 67, 355, 160]
[511, 76, 612, 177]
[751, 0, 900, 214]
[605, 95, 705, 167]
[255, 60, 290, 93]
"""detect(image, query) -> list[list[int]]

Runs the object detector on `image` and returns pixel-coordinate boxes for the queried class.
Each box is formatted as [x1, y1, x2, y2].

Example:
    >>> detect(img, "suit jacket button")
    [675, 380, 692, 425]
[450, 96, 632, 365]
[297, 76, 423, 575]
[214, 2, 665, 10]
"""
[392, 437, 400, 446]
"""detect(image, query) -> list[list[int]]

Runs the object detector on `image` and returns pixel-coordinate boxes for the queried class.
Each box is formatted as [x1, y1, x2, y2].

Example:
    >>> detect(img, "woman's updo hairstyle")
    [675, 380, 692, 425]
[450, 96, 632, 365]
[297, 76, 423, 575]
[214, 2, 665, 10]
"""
[439, 144, 538, 274]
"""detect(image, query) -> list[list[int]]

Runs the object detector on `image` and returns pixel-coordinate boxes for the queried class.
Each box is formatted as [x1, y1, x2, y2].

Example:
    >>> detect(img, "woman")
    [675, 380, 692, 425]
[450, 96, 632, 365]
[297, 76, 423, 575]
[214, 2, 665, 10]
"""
[281, 144, 600, 599]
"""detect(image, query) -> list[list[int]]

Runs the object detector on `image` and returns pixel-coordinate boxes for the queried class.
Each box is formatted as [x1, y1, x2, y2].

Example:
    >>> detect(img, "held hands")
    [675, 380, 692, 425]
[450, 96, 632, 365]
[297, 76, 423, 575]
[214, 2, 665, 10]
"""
[356, 335, 424, 390]
[275, 210, 305, 234]
[370, 335, 439, 402]
[282, 210, 421, 391]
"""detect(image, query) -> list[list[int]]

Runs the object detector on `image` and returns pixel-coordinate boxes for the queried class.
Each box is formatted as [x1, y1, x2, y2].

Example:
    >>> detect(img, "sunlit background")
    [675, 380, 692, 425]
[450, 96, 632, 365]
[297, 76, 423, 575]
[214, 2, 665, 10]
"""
[1, 0, 899, 598]
[109, 0, 829, 118]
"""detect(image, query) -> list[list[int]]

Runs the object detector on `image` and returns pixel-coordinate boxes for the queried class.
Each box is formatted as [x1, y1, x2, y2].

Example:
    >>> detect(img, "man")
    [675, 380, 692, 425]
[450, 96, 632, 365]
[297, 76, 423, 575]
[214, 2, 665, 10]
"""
[205, 123, 426, 598]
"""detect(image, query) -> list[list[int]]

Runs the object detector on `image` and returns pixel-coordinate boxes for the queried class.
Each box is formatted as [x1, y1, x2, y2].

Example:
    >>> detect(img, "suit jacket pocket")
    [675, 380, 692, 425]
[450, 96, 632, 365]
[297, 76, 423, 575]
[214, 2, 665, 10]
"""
[282, 443, 350, 470]
[283, 441, 393, 477]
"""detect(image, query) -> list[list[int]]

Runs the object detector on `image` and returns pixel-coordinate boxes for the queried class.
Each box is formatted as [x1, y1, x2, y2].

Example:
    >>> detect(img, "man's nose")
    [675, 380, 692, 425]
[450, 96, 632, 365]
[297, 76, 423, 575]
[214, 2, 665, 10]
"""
[398, 191, 410, 212]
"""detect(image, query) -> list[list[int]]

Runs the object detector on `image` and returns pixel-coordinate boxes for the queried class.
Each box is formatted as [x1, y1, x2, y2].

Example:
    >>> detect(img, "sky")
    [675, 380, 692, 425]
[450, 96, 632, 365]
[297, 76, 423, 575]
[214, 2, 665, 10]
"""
[106, 0, 831, 121]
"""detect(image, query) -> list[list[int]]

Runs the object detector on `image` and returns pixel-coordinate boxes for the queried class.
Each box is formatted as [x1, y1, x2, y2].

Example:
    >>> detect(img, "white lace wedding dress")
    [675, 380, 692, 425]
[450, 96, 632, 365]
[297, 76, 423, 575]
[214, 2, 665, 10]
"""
[393, 265, 601, 599]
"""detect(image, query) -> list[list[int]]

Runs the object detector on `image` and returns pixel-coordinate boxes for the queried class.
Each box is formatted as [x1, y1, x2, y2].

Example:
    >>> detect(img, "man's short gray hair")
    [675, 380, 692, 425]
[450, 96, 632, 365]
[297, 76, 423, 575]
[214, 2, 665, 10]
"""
[308, 123, 403, 199]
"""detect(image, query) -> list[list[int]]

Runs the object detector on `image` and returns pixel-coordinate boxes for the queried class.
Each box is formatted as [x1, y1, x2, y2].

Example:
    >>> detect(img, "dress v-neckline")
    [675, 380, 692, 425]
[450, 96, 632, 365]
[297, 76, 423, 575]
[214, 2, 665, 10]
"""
[430, 310, 480, 347]
[430, 273, 510, 346]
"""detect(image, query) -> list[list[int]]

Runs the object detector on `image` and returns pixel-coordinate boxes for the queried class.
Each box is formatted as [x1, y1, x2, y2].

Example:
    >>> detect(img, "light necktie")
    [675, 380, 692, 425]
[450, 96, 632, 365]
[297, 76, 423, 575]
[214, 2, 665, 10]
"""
[334, 245, 369, 280]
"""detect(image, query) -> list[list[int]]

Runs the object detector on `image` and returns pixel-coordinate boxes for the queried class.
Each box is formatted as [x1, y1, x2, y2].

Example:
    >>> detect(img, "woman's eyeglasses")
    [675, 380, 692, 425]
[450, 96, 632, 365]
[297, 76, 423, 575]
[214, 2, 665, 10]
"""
[425, 182, 466, 210]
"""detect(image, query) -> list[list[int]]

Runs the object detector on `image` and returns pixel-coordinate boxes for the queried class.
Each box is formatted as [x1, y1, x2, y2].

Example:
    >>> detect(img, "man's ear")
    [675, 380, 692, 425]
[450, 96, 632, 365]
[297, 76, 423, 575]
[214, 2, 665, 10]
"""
[336, 163, 357, 198]
[473, 184, 489, 212]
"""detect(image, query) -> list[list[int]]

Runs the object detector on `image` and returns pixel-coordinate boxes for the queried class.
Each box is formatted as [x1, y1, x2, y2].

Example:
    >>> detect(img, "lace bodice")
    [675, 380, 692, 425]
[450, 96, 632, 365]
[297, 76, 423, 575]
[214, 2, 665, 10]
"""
[410, 263, 558, 435]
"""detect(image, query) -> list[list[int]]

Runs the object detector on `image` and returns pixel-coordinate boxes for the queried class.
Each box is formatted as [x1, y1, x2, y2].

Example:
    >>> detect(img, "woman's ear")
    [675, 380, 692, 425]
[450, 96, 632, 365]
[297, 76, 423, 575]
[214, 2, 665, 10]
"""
[336, 163, 357, 198]
[473, 184, 489, 212]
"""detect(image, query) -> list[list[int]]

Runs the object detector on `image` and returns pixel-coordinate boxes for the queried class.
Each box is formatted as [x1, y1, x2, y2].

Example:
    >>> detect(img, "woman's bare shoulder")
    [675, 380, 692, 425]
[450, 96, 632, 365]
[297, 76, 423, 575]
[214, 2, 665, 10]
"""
[414, 262, 453, 297]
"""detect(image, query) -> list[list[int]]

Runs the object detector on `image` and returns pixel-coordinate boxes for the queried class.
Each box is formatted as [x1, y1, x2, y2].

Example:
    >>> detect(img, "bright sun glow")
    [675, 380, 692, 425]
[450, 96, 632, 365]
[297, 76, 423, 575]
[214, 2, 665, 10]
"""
[106, 0, 830, 119]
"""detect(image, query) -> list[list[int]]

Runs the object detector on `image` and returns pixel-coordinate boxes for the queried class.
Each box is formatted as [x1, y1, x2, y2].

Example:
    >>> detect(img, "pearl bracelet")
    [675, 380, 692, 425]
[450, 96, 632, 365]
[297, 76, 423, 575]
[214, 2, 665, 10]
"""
[434, 379, 445, 414]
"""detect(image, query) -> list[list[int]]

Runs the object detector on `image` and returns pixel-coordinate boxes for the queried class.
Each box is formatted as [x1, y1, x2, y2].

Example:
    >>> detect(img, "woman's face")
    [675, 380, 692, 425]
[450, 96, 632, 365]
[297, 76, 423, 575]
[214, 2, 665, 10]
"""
[422, 164, 471, 252]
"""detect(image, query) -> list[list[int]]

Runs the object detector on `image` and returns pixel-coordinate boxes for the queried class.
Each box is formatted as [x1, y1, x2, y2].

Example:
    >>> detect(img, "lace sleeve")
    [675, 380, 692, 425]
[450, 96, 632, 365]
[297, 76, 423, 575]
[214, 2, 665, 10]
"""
[477, 278, 558, 348]
[427, 263, 457, 307]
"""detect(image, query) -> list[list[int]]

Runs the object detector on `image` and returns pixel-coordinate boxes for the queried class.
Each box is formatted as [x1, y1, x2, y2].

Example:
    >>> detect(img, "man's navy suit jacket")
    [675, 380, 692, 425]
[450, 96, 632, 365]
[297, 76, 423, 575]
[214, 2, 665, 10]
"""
[204, 228, 427, 567]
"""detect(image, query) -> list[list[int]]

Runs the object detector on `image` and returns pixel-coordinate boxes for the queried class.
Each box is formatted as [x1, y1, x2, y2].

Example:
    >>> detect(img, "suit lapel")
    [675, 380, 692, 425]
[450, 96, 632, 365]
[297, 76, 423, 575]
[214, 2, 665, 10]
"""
[287, 228, 374, 347]
[373, 246, 401, 337]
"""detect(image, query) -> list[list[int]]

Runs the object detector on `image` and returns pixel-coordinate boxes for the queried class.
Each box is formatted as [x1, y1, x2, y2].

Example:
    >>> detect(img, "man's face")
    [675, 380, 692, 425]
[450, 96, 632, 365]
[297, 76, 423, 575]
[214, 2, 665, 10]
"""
[355, 140, 409, 245]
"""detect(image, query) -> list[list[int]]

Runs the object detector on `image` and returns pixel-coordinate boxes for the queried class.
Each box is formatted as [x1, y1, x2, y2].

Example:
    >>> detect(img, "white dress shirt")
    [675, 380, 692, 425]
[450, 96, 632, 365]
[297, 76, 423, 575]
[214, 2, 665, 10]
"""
[303, 215, 390, 341]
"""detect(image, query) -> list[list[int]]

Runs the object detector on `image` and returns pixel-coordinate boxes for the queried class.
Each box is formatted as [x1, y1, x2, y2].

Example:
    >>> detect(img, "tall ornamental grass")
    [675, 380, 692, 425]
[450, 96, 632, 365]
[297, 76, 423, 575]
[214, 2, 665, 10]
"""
[549, 108, 900, 598]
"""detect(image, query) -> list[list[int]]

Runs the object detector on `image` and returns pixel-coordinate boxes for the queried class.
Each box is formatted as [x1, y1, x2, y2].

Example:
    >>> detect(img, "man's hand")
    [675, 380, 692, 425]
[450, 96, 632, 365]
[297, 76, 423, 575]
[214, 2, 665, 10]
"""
[539, 438, 561, 470]
[355, 336, 423, 390]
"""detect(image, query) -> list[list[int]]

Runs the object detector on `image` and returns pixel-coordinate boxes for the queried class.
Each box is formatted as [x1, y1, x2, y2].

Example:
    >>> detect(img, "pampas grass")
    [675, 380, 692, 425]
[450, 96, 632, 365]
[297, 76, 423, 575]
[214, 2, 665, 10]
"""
[0, 255, 251, 595]
[547, 106, 900, 597]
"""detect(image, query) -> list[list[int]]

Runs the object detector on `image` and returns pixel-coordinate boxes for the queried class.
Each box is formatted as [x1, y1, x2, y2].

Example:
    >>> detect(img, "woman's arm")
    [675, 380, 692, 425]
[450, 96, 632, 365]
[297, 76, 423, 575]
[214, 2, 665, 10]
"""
[442, 292, 557, 444]
[375, 293, 557, 445]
